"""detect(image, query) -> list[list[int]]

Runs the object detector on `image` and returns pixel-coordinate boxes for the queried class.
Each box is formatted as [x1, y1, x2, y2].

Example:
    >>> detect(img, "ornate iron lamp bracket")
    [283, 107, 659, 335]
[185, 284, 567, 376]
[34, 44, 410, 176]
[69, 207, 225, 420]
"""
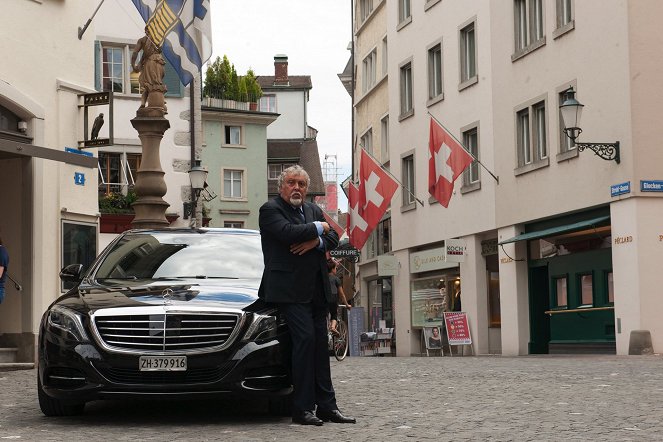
[576, 141, 620, 164]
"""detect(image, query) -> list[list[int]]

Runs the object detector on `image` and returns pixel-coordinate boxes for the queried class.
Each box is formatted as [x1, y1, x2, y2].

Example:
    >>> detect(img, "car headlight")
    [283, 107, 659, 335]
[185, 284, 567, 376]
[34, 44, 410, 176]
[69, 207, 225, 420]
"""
[47, 305, 89, 342]
[242, 309, 280, 343]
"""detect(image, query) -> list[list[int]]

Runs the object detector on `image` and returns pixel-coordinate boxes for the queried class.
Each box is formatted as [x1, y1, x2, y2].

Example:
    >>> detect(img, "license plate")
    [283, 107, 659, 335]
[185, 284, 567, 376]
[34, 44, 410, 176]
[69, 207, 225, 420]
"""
[139, 355, 187, 371]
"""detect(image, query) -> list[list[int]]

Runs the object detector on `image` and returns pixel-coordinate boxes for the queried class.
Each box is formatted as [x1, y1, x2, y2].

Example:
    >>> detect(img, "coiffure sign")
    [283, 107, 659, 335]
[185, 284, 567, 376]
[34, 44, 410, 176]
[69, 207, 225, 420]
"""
[444, 239, 466, 263]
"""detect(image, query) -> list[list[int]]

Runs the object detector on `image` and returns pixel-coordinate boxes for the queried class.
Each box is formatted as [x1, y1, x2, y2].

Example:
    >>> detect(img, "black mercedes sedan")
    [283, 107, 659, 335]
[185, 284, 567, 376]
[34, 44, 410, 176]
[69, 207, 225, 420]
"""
[38, 228, 292, 416]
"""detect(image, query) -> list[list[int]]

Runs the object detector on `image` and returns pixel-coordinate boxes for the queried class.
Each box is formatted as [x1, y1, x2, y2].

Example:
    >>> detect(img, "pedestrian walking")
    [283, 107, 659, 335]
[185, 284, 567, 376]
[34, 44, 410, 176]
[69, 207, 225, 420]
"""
[0, 236, 9, 304]
[258, 165, 356, 426]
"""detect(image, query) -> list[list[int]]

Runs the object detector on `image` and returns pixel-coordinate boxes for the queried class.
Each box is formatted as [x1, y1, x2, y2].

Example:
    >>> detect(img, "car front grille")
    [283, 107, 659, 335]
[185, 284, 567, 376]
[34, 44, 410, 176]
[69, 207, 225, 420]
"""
[93, 361, 238, 385]
[92, 307, 242, 354]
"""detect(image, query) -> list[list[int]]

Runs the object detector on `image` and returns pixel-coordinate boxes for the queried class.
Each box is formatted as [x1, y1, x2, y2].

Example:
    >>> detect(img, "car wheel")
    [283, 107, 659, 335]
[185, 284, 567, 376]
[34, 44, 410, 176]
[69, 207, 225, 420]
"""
[37, 377, 85, 417]
[267, 394, 292, 417]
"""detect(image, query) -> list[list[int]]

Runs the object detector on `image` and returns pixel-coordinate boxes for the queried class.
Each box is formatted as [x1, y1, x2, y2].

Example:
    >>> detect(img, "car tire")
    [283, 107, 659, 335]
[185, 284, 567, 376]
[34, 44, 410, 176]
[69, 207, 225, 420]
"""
[37, 377, 85, 417]
[267, 394, 292, 417]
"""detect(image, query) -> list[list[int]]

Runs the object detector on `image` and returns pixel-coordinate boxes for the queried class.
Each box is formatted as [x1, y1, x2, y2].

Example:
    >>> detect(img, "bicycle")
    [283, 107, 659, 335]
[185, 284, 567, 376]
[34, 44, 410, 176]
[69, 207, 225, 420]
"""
[328, 305, 349, 361]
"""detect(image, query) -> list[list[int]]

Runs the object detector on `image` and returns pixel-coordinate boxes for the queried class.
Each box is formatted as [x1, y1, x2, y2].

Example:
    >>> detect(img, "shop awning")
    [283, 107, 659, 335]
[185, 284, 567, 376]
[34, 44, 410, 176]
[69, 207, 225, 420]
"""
[0, 138, 97, 168]
[498, 215, 611, 245]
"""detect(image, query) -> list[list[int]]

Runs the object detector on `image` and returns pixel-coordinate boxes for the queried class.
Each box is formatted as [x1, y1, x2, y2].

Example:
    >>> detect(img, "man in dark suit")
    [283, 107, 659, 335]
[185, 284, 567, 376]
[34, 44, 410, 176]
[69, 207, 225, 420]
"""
[259, 165, 356, 426]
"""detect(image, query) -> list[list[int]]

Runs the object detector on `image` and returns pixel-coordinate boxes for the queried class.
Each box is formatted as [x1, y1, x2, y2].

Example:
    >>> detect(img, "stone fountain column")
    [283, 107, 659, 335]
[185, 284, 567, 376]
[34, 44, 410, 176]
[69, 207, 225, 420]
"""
[130, 107, 170, 229]
[129, 31, 171, 229]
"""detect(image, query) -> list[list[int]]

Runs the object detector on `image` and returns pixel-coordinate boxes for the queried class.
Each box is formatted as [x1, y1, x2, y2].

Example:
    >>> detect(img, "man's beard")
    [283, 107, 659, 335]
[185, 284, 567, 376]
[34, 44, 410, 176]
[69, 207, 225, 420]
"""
[289, 196, 303, 207]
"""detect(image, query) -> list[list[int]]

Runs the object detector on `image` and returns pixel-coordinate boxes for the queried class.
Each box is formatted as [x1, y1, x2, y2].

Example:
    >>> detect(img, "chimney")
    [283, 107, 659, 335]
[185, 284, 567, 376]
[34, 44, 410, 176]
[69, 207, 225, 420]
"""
[274, 54, 289, 85]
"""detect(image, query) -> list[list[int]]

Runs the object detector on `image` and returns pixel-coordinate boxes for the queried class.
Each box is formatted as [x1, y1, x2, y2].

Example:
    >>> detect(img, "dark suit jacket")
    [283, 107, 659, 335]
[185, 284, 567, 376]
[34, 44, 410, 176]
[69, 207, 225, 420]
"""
[258, 196, 339, 304]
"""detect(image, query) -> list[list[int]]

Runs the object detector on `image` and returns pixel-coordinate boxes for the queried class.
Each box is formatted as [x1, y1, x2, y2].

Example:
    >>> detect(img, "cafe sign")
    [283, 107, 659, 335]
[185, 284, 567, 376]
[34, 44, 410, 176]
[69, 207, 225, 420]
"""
[410, 247, 459, 273]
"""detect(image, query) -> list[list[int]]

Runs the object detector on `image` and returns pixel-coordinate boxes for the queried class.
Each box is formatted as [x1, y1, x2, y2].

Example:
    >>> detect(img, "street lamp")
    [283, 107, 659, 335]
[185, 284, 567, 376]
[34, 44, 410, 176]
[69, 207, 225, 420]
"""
[188, 159, 208, 228]
[559, 87, 620, 164]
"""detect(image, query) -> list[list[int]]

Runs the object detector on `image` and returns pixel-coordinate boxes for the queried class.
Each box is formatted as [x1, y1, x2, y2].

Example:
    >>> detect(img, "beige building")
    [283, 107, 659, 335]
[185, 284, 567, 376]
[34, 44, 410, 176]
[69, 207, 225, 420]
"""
[352, 0, 663, 356]
[0, 2, 99, 364]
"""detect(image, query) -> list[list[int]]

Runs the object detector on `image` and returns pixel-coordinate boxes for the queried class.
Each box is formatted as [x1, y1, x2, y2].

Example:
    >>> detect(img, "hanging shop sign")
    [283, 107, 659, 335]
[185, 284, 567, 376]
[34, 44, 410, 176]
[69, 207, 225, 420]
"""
[481, 238, 498, 256]
[79, 91, 114, 148]
[443, 311, 472, 346]
[330, 247, 360, 263]
[444, 238, 466, 263]
[377, 255, 398, 276]
[410, 247, 459, 273]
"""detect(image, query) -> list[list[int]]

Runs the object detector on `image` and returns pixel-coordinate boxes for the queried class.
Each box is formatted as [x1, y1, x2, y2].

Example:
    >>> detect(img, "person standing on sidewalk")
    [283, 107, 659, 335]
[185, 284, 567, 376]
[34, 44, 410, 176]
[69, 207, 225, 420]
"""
[258, 165, 356, 426]
[327, 258, 351, 334]
[0, 236, 9, 304]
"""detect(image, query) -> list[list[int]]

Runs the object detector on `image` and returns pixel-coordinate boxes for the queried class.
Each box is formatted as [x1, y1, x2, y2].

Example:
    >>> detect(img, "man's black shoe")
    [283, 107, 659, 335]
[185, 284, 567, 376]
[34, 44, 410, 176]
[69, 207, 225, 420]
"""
[292, 411, 324, 426]
[316, 409, 356, 424]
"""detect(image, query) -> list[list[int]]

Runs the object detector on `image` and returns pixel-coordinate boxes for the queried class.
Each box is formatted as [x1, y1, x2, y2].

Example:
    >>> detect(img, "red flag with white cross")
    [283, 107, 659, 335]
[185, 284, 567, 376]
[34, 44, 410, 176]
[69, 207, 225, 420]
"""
[428, 118, 474, 208]
[358, 149, 399, 227]
[321, 210, 345, 238]
[347, 182, 371, 250]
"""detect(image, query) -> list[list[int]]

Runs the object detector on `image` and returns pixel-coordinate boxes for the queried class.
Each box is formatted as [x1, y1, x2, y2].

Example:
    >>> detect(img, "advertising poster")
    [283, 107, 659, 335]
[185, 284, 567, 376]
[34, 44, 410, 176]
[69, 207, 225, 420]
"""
[443, 312, 472, 345]
[348, 307, 365, 357]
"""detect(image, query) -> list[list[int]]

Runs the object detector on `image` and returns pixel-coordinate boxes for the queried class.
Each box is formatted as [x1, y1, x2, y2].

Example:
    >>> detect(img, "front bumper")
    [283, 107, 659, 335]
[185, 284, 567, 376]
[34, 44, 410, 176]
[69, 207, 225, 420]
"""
[38, 329, 292, 403]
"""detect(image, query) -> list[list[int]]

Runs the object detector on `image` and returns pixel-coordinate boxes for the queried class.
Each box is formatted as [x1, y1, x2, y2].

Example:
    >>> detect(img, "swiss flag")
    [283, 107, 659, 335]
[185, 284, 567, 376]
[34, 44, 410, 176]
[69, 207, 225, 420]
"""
[428, 118, 474, 208]
[321, 210, 345, 238]
[359, 149, 399, 226]
[347, 182, 370, 249]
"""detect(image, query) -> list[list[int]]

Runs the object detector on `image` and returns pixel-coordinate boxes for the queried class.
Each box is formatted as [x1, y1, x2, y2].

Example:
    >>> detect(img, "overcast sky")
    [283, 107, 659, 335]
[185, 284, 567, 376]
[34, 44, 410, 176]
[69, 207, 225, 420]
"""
[211, 0, 353, 209]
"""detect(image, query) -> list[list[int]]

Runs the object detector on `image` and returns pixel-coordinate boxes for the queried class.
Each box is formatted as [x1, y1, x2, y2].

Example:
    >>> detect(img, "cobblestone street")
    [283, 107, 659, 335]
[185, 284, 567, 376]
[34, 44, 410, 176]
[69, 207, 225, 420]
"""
[1, 355, 662, 441]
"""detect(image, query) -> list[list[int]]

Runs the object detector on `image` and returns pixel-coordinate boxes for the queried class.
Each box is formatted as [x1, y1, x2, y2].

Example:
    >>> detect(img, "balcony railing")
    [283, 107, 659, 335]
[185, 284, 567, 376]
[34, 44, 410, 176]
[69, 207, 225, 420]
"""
[202, 87, 262, 112]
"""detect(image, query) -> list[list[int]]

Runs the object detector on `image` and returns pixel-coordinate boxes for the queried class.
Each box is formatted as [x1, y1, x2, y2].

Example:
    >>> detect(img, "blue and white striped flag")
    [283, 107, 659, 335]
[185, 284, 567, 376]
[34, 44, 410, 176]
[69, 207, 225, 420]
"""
[132, 0, 212, 86]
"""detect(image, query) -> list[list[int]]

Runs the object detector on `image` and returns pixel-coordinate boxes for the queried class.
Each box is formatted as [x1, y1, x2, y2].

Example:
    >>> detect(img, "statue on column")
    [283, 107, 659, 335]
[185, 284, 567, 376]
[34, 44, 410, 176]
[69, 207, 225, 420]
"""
[131, 27, 168, 114]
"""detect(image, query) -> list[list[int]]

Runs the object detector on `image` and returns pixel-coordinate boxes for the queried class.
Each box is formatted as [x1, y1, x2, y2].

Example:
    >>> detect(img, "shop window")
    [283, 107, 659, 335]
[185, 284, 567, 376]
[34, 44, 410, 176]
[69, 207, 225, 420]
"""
[579, 273, 593, 306]
[607, 271, 614, 303]
[554, 276, 568, 308]
[62, 221, 97, 291]
[486, 254, 500, 327]
[411, 275, 448, 328]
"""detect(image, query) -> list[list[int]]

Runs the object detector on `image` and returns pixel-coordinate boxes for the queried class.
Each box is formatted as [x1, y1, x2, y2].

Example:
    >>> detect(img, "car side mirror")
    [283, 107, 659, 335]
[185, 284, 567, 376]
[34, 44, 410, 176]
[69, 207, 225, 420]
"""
[60, 264, 84, 282]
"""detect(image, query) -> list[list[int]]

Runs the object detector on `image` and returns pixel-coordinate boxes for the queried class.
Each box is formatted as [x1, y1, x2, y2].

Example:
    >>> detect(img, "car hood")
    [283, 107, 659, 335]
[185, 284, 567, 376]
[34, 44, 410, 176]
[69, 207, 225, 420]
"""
[73, 278, 260, 312]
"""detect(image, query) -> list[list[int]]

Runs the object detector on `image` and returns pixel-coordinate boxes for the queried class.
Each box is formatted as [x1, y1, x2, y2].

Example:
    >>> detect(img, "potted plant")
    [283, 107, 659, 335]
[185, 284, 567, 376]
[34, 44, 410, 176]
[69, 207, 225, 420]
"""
[244, 69, 263, 110]
[98, 189, 179, 233]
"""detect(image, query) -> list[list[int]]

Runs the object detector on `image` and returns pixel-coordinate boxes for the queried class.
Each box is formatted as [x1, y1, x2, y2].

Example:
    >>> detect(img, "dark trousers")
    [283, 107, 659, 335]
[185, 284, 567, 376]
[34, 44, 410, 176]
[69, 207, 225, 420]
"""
[280, 301, 337, 414]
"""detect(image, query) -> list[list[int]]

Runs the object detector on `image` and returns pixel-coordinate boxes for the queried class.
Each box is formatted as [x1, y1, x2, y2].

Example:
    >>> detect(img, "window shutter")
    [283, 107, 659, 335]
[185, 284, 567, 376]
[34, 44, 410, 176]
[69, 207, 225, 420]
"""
[164, 61, 183, 97]
[94, 41, 101, 91]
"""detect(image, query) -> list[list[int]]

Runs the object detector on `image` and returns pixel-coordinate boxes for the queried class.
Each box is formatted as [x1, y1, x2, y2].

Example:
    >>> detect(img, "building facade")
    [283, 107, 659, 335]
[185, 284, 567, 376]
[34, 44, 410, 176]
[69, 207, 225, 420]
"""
[0, 1, 99, 363]
[258, 56, 326, 201]
[200, 107, 277, 229]
[352, 0, 663, 356]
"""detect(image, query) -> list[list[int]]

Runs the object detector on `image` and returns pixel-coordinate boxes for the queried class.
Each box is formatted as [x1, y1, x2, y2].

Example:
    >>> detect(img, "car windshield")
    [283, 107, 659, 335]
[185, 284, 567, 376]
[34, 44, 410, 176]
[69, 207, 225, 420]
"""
[93, 231, 264, 281]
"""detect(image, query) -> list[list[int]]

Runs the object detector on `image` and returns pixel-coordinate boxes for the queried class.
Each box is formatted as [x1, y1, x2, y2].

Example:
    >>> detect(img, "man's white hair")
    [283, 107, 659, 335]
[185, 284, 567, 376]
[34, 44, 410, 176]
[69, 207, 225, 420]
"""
[278, 165, 310, 189]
